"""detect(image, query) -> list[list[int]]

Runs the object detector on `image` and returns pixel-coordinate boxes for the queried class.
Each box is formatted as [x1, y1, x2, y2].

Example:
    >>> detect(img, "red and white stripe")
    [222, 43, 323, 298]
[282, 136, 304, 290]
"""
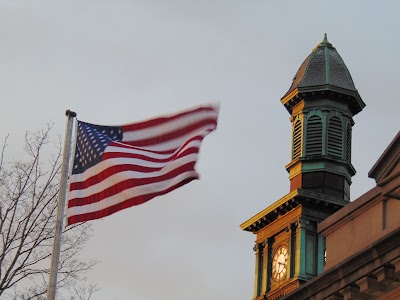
[66, 105, 219, 225]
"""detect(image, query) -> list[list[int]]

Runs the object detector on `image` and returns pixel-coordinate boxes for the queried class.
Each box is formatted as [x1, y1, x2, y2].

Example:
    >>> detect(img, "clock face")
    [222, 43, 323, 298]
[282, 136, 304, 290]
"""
[272, 245, 288, 281]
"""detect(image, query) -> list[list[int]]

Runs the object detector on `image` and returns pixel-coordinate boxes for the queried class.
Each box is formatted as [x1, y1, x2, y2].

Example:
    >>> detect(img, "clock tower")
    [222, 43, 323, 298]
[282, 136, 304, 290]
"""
[241, 35, 365, 300]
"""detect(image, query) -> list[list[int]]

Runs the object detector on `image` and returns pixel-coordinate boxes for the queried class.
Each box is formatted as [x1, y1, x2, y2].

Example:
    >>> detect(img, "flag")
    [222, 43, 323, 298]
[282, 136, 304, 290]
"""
[66, 104, 219, 226]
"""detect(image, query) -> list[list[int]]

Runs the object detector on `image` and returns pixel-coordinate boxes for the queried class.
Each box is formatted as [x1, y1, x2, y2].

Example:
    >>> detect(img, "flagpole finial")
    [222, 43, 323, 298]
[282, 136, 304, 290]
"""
[66, 110, 77, 118]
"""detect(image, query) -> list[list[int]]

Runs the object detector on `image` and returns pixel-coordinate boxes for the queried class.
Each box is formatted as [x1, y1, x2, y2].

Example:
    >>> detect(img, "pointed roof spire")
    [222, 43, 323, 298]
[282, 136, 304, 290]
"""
[314, 33, 333, 50]
[319, 33, 332, 47]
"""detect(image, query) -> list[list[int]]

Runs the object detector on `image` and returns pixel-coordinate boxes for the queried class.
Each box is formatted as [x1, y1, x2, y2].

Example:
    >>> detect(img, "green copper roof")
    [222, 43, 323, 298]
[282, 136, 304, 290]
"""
[281, 34, 365, 115]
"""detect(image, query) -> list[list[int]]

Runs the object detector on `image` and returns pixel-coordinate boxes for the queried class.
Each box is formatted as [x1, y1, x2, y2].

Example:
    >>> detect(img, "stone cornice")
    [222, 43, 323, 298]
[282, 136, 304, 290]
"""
[240, 189, 348, 233]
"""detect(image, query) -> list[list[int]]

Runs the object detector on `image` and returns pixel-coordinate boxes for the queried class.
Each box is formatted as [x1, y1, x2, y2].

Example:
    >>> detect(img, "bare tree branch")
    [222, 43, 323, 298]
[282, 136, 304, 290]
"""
[0, 127, 98, 299]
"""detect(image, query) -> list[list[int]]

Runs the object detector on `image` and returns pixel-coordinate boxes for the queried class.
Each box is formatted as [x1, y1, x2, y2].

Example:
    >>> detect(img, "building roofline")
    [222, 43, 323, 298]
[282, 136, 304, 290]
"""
[317, 186, 381, 235]
[368, 130, 400, 183]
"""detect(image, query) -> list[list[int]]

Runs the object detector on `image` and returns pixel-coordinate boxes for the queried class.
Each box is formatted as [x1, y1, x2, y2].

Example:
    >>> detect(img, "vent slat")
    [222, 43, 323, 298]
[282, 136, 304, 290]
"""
[306, 116, 322, 156]
[327, 117, 343, 158]
[346, 125, 351, 160]
[292, 120, 302, 160]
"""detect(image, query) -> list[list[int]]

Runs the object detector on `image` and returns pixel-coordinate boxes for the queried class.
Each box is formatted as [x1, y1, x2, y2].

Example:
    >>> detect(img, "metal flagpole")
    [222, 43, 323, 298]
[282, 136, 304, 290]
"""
[46, 110, 77, 300]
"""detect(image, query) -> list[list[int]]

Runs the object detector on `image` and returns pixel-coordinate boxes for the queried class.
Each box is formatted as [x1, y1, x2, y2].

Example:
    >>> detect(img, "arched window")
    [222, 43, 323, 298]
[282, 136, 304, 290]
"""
[327, 117, 343, 158]
[292, 119, 302, 160]
[306, 115, 322, 156]
[346, 124, 351, 161]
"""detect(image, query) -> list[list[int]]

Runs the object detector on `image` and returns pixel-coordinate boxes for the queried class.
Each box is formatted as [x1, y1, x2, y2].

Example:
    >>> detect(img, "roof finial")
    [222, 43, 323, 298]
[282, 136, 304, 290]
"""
[319, 33, 332, 47]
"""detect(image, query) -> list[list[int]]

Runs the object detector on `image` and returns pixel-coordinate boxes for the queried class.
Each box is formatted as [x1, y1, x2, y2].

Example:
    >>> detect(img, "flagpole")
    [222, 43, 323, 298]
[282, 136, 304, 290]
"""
[46, 109, 77, 300]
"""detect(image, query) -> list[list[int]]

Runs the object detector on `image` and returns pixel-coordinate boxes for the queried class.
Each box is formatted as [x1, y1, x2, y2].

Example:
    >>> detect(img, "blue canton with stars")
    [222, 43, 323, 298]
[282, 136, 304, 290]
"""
[72, 121, 123, 175]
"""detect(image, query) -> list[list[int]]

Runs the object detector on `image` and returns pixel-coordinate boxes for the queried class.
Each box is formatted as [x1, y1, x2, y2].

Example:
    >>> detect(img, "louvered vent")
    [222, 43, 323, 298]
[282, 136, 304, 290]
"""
[346, 124, 351, 161]
[327, 117, 343, 158]
[306, 116, 322, 156]
[292, 120, 302, 160]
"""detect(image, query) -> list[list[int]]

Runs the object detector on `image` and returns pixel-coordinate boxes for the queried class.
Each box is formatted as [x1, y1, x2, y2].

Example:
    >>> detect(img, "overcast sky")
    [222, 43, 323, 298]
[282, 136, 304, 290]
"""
[1, 1, 399, 299]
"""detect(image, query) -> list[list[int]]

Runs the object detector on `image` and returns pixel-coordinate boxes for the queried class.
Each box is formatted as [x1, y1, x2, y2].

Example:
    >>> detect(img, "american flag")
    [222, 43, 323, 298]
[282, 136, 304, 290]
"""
[66, 105, 219, 226]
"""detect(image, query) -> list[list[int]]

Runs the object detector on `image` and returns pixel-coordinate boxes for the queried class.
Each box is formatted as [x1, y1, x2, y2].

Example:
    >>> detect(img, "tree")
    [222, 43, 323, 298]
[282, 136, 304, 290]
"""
[66, 282, 101, 300]
[0, 125, 97, 299]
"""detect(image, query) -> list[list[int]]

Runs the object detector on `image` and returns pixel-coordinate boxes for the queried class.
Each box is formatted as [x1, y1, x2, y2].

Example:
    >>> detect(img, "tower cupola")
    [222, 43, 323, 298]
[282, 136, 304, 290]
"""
[282, 34, 366, 200]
